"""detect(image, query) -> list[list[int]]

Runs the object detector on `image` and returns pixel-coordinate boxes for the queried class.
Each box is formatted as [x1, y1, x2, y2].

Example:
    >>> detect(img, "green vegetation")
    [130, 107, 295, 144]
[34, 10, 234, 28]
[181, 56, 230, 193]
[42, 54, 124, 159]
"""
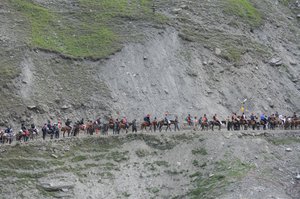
[122, 192, 131, 197]
[192, 148, 208, 155]
[71, 155, 88, 162]
[225, 0, 262, 27]
[106, 151, 129, 162]
[189, 159, 253, 199]
[179, 27, 270, 63]
[222, 47, 242, 62]
[279, 0, 292, 6]
[153, 160, 169, 167]
[136, 149, 151, 157]
[146, 187, 160, 194]
[266, 137, 300, 145]
[9, 0, 166, 59]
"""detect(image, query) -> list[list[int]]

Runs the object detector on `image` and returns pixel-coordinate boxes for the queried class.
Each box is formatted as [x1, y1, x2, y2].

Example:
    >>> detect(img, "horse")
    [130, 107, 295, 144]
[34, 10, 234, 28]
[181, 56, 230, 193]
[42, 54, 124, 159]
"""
[238, 117, 248, 130]
[1, 131, 14, 144]
[61, 126, 72, 137]
[210, 121, 221, 131]
[141, 121, 152, 132]
[291, 118, 300, 129]
[86, 122, 95, 135]
[201, 121, 209, 131]
[248, 119, 258, 130]
[28, 128, 39, 140]
[269, 117, 282, 130]
[72, 124, 80, 136]
[119, 123, 131, 134]
[158, 119, 173, 132]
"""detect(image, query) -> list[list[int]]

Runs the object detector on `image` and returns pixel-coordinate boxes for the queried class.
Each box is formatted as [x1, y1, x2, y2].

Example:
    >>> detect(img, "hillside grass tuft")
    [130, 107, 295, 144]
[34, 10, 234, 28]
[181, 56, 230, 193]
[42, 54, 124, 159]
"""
[225, 0, 262, 27]
[10, 0, 166, 59]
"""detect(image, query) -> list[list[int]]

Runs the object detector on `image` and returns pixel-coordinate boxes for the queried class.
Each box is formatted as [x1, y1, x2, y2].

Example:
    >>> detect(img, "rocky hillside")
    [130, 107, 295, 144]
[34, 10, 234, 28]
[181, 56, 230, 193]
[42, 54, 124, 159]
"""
[0, 131, 300, 198]
[0, 0, 300, 126]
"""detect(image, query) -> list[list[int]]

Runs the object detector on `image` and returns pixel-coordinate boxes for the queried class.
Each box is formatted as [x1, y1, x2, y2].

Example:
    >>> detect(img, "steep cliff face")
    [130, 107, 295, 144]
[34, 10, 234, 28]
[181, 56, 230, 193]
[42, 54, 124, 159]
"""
[0, 0, 299, 126]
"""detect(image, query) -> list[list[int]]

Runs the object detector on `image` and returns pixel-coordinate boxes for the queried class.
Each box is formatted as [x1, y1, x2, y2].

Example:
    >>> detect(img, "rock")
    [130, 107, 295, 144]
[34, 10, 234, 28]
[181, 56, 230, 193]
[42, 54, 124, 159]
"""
[164, 89, 169, 94]
[292, 79, 299, 83]
[209, 173, 214, 178]
[285, 148, 292, 152]
[290, 60, 297, 65]
[39, 182, 74, 192]
[202, 61, 207, 66]
[269, 57, 282, 66]
[51, 154, 58, 159]
[27, 105, 37, 110]
[297, 14, 300, 18]
[61, 105, 69, 110]
[296, 173, 300, 180]
[208, 60, 214, 65]
[143, 56, 147, 60]
[172, 8, 182, 14]
[180, 5, 188, 9]
[215, 48, 221, 55]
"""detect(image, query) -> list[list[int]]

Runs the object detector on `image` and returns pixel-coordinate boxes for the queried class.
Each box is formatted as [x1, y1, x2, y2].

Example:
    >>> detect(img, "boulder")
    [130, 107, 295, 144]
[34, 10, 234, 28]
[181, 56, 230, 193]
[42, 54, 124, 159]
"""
[61, 105, 70, 110]
[180, 5, 188, 9]
[172, 8, 182, 14]
[269, 57, 282, 66]
[39, 182, 75, 192]
[290, 60, 297, 65]
[215, 48, 221, 55]
[27, 105, 37, 110]
[285, 148, 292, 152]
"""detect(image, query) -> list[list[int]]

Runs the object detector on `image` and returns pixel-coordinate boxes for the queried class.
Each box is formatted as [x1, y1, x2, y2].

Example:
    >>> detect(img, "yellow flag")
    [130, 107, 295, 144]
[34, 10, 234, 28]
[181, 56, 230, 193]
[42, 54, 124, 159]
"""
[240, 106, 244, 113]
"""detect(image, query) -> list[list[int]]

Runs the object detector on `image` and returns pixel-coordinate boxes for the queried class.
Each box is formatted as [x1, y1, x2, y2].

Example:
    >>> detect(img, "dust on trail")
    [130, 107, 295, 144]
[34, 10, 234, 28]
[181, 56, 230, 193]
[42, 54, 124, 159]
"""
[0, 130, 299, 199]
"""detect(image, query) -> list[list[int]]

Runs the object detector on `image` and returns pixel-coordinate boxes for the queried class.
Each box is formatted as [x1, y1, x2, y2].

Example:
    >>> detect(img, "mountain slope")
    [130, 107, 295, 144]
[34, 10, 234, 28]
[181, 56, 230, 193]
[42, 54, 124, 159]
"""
[0, 0, 299, 125]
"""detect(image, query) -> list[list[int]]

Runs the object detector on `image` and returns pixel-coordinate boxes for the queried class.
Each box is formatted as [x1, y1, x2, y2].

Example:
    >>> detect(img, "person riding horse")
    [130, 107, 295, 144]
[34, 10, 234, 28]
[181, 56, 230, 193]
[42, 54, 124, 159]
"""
[186, 114, 192, 126]
[213, 114, 221, 125]
[121, 117, 129, 129]
[144, 114, 151, 126]
[65, 118, 72, 129]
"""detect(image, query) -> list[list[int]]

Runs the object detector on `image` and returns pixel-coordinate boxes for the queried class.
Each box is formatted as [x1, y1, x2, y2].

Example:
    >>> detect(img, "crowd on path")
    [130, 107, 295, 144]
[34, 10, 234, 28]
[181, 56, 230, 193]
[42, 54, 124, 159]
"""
[0, 111, 299, 145]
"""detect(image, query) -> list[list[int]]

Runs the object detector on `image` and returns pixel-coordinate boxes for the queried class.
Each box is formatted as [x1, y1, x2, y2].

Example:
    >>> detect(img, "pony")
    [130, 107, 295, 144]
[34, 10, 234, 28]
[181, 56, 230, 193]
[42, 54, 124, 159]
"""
[141, 121, 152, 132]
[61, 126, 72, 137]
[210, 121, 221, 131]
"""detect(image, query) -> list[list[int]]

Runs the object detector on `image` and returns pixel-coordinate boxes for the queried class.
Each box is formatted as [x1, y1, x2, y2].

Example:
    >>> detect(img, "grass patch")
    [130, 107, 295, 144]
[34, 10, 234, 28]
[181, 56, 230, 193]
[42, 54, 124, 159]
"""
[279, 0, 292, 6]
[153, 160, 169, 167]
[146, 187, 160, 194]
[98, 171, 114, 179]
[165, 169, 181, 175]
[192, 148, 208, 155]
[136, 149, 151, 157]
[106, 151, 129, 162]
[9, 0, 167, 59]
[221, 47, 242, 62]
[266, 137, 300, 145]
[225, 0, 262, 27]
[71, 155, 87, 162]
[122, 192, 131, 197]
[189, 159, 253, 199]
[179, 27, 270, 63]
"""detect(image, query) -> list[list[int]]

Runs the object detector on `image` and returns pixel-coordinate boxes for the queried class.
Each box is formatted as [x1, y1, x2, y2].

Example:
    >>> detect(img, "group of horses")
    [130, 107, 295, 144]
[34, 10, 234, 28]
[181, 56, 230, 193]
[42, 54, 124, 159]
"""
[1, 114, 299, 144]
[186, 116, 300, 131]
